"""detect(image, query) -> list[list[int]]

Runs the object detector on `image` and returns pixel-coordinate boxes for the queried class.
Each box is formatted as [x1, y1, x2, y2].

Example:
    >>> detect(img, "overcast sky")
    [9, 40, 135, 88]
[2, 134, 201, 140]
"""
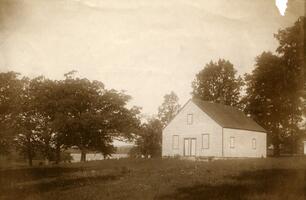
[0, 0, 304, 116]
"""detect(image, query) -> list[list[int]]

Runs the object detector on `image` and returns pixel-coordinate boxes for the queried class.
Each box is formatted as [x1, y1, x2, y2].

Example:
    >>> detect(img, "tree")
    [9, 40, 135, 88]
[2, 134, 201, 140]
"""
[0, 72, 23, 155]
[0, 70, 141, 164]
[27, 76, 61, 163]
[158, 91, 181, 127]
[132, 118, 163, 158]
[275, 16, 305, 131]
[244, 52, 288, 155]
[0, 73, 55, 165]
[274, 17, 305, 92]
[14, 113, 44, 166]
[244, 17, 305, 155]
[192, 59, 244, 108]
[36, 71, 141, 162]
[13, 77, 44, 166]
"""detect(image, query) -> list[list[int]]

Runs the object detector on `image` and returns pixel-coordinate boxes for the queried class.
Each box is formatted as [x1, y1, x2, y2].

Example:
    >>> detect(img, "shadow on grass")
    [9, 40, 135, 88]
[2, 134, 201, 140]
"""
[0, 167, 82, 183]
[159, 169, 306, 200]
[1, 174, 121, 200]
[0, 166, 127, 200]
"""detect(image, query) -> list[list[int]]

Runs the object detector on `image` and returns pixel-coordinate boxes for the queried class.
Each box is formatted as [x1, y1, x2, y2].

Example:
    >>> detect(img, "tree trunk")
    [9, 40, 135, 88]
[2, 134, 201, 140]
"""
[27, 149, 33, 166]
[291, 139, 298, 154]
[273, 137, 281, 157]
[274, 145, 280, 156]
[28, 157, 33, 166]
[26, 137, 33, 166]
[272, 129, 281, 157]
[81, 150, 86, 162]
[55, 144, 61, 164]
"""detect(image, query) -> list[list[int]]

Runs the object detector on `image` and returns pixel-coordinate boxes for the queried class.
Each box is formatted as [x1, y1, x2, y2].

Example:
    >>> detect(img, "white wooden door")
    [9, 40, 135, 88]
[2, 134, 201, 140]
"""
[184, 138, 196, 156]
[190, 139, 196, 156]
[184, 139, 190, 156]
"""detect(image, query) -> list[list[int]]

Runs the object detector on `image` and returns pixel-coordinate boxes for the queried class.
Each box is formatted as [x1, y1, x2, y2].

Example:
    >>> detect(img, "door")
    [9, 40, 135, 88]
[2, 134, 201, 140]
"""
[184, 138, 196, 156]
[190, 139, 196, 156]
[184, 139, 190, 156]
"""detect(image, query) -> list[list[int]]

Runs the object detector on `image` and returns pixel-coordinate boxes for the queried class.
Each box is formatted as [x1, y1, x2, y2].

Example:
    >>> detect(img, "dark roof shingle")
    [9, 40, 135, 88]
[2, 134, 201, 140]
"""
[192, 99, 266, 132]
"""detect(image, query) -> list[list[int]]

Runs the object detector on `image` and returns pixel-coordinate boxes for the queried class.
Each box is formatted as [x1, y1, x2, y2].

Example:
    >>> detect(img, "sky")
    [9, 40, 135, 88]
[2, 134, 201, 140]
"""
[0, 0, 304, 116]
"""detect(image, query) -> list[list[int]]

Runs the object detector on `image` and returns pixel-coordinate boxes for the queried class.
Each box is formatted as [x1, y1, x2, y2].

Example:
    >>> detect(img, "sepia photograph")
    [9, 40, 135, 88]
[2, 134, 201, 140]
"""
[0, 0, 305, 199]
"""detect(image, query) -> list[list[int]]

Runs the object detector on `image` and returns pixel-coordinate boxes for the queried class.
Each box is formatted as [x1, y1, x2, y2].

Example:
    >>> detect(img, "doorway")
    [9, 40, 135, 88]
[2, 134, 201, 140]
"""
[184, 138, 196, 156]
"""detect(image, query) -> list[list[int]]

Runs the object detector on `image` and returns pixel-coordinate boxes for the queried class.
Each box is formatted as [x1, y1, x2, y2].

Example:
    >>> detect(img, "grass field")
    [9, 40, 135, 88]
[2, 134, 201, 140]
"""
[0, 157, 305, 200]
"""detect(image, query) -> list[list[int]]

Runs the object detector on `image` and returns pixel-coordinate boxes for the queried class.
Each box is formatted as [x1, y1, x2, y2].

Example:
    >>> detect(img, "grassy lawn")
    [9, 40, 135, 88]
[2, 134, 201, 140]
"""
[0, 157, 305, 200]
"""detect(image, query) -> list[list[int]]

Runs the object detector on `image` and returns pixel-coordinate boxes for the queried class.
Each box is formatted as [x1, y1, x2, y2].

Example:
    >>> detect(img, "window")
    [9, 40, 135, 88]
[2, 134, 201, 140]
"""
[252, 138, 256, 149]
[187, 114, 193, 125]
[202, 134, 209, 149]
[230, 137, 235, 148]
[172, 135, 179, 149]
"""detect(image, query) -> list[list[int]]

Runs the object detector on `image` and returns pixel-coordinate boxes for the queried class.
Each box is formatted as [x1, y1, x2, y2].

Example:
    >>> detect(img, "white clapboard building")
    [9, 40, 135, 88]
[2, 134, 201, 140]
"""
[162, 99, 267, 158]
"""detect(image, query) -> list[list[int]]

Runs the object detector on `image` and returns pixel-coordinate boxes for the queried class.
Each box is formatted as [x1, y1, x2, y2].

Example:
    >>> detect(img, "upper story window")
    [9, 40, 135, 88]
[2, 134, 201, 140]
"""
[202, 134, 209, 149]
[187, 114, 193, 125]
[172, 135, 179, 149]
[252, 138, 256, 149]
[230, 137, 235, 148]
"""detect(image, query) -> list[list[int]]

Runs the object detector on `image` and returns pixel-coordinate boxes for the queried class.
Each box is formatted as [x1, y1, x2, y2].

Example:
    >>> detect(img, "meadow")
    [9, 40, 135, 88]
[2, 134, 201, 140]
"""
[0, 157, 305, 200]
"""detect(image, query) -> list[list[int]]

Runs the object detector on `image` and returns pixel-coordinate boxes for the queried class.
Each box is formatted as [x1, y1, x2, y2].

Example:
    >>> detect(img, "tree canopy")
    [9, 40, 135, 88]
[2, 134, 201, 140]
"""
[130, 118, 163, 158]
[0, 17, 305, 163]
[0, 71, 141, 164]
[157, 91, 181, 127]
[192, 59, 243, 108]
[244, 17, 305, 155]
[0, 72, 23, 155]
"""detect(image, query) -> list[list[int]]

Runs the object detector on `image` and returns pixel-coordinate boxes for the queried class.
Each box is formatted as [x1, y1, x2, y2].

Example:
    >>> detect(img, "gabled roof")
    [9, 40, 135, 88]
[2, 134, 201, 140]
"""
[192, 99, 266, 133]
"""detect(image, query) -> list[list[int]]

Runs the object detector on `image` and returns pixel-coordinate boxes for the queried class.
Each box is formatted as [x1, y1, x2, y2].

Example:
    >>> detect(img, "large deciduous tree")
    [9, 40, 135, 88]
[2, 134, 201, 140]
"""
[13, 77, 45, 166]
[244, 52, 288, 155]
[192, 59, 244, 108]
[0, 71, 141, 164]
[28, 76, 58, 163]
[275, 16, 305, 132]
[157, 91, 181, 127]
[36, 71, 140, 162]
[0, 72, 23, 154]
[0, 73, 51, 165]
[244, 17, 305, 155]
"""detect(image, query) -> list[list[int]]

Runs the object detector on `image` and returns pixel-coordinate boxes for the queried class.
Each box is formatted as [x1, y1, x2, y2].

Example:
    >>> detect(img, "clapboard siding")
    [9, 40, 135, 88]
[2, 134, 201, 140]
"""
[223, 128, 266, 158]
[162, 99, 267, 158]
[162, 100, 223, 157]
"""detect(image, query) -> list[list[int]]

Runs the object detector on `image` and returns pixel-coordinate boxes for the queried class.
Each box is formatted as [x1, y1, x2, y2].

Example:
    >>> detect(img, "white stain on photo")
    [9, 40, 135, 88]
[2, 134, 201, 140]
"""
[276, 0, 288, 16]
